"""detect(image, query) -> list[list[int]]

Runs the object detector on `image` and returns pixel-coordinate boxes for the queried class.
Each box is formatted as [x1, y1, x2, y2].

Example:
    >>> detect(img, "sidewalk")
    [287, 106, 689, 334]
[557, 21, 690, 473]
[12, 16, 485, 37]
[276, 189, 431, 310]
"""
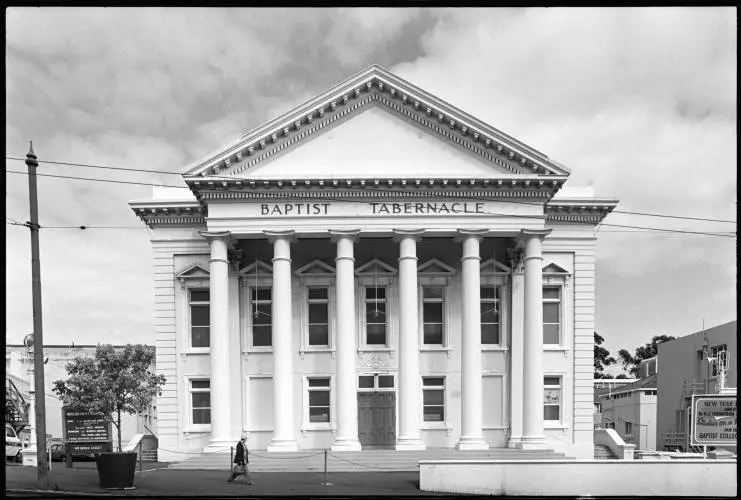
[5, 462, 450, 497]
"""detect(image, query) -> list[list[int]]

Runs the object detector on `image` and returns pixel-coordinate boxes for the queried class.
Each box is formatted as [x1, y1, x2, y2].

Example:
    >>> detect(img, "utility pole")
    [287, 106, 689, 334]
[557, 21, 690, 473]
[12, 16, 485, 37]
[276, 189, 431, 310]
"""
[26, 142, 50, 488]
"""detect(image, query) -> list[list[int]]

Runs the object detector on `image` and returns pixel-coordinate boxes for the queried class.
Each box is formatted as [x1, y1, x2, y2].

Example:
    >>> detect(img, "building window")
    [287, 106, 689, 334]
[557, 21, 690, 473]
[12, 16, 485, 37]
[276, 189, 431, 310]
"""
[190, 379, 211, 425]
[711, 344, 727, 377]
[422, 286, 445, 345]
[307, 287, 330, 346]
[365, 286, 387, 345]
[308, 378, 331, 423]
[544, 376, 562, 422]
[543, 287, 561, 345]
[189, 289, 210, 348]
[625, 421, 633, 435]
[358, 374, 395, 390]
[250, 287, 272, 347]
[422, 377, 445, 422]
[481, 286, 501, 344]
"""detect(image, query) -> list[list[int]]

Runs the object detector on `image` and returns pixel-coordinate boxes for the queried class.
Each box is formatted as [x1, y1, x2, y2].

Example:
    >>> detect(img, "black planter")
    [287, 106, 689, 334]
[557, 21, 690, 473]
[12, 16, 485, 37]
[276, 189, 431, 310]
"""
[95, 452, 138, 489]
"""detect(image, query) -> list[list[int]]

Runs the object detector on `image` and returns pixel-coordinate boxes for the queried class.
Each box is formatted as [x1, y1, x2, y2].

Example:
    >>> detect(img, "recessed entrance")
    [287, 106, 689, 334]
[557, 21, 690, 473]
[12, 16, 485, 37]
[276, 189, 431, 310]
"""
[358, 392, 396, 448]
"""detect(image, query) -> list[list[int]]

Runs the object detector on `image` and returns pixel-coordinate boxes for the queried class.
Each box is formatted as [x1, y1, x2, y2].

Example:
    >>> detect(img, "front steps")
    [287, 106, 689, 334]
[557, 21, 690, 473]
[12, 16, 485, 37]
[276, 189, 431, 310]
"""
[594, 444, 619, 460]
[169, 447, 568, 472]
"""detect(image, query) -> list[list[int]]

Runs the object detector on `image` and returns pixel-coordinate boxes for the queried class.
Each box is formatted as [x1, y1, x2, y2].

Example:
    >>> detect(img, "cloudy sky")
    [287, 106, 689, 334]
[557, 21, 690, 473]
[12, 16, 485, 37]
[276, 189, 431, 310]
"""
[6, 7, 736, 367]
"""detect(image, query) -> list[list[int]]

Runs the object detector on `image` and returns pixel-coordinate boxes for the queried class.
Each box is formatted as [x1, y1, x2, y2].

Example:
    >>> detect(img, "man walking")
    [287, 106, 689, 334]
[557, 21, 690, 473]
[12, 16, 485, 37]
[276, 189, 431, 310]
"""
[227, 432, 254, 485]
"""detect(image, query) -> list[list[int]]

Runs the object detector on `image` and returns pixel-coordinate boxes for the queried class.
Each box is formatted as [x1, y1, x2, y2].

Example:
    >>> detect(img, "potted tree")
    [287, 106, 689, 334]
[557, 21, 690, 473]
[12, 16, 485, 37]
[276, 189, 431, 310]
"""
[53, 344, 166, 489]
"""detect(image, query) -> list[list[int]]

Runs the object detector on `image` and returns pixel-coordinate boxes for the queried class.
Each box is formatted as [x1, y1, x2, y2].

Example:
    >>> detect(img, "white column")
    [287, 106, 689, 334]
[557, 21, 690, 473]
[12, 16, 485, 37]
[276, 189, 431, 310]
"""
[330, 230, 362, 451]
[200, 230, 233, 452]
[456, 230, 489, 450]
[507, 250, 525, 448]
[394, 229, 425, 450]
[519, 229, 551, 449]
[266, 230, 298, 452]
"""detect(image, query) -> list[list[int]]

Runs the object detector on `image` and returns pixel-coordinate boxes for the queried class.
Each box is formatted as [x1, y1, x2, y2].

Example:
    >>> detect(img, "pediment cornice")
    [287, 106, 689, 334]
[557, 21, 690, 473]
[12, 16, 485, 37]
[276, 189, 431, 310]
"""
[183, 65, 570, 182]
[545, 198, 618, 225]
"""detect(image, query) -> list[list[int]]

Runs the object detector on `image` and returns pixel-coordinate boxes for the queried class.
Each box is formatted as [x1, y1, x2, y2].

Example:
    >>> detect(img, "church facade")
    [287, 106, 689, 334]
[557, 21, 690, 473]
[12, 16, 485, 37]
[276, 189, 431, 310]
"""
[130, 66, 617, 461]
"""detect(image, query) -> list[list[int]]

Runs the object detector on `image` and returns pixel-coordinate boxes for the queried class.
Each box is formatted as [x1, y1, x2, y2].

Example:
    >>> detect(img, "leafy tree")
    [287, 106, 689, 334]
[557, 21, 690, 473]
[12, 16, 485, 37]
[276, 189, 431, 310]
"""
[617, 335, 676, 378]
[53, 344, 166, 452]
[594, 331, 616, 379]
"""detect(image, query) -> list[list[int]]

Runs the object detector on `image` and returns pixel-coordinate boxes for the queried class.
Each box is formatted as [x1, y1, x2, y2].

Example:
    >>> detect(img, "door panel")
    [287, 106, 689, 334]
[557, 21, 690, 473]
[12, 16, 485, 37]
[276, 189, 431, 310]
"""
[358, 393, 375, 447]
[357, 392, 396, 448]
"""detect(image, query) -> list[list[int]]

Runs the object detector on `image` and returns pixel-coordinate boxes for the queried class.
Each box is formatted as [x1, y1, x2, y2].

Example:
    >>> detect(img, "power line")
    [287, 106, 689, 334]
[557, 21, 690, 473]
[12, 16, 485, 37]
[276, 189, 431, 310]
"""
[5, 170, 189, 189]
[5, 155, 737, 224]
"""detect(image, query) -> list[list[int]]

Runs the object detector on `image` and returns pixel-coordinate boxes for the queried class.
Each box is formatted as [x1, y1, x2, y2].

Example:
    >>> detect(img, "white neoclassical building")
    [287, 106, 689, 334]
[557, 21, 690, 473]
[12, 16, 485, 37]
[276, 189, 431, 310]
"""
[130, 66, 618, 461]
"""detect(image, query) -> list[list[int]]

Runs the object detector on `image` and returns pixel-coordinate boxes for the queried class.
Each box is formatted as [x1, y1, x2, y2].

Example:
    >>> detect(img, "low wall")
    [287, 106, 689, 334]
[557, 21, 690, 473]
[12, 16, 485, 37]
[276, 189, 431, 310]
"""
[419, 459, 737, 496]
[595, 428, 635, 459]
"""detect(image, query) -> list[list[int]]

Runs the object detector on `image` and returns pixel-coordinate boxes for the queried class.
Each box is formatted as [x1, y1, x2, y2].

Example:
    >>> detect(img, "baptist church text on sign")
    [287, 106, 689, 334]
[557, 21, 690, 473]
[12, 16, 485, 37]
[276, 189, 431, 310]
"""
[131, 65, 618, 461]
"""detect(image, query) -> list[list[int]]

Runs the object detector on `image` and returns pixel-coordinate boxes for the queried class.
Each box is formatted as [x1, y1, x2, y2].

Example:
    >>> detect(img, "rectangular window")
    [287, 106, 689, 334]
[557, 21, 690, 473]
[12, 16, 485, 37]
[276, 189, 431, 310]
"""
[481, 286, 501, 345]
[711, 344, 727, 377]
[308, 378, 330, 423]
[422, 286, 444, 345]
[189, 289, 210, 348]
[365, 286, 387, 345]
[543, 287, 561, 345]
[190, 379, 211, 425]
[307, 287, 329, 346]
[251, 288, 272, 347]
[422, 377, 445, 422]
[625, 421, 633, 435]
[543, 376, 562, 422]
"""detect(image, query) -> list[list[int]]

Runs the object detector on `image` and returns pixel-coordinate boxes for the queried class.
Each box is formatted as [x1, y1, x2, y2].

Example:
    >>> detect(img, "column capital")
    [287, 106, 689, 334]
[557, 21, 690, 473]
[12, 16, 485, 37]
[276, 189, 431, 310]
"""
[455, 228, 489, 244]
[516, 229, 552, 247]
[264, 230, 296, 244]
[329, 229, 361, 243]
[392, 229, 425, 243]
[199, 230, 235, 247]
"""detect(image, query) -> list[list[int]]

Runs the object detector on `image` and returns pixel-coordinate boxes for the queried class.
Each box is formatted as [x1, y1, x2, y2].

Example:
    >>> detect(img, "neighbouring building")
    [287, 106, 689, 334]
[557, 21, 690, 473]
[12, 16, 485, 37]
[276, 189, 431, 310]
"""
[656, 320, 737, 452]
[5, 344, 157, 449]
[129, 65, 618, 461]
[596, 374, 657, 451]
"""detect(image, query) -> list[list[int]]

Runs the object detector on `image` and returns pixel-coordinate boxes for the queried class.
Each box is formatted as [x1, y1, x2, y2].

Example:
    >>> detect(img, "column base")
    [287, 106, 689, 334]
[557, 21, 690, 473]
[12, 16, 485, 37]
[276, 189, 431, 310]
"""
[204, 439, 233, 453]
[507, 435, 524, 449]
[395, 438, 426, 451]
[266, 439, 298, 453]
[519, 435, 547, 450]
[331, 438, 362, 452]
[456, 437, 489, 450]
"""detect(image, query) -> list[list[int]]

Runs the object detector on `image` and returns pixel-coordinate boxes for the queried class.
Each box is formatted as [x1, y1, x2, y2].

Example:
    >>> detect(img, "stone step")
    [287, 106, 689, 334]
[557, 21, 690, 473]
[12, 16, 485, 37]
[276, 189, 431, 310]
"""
[594, 445, 618, 460]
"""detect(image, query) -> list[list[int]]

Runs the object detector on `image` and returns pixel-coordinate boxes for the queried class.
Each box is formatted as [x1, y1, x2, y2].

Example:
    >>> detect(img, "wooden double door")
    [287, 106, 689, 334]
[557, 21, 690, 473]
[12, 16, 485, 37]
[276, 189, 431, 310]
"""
[357, 392, 396, 448]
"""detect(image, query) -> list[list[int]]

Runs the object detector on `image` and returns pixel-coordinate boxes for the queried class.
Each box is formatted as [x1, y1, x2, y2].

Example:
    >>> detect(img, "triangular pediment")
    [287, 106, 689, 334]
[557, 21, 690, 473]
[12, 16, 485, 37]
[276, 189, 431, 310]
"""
[239, 260, 273, 277]
[480, 258, 511, 274]
[418, 258, 456, 276]
[184, 66, 570, 181]
[542, 263, 569, 275]
[295, 259, 336, 277]
[355, 258, 397, 276]
[175, 264, 209, 280]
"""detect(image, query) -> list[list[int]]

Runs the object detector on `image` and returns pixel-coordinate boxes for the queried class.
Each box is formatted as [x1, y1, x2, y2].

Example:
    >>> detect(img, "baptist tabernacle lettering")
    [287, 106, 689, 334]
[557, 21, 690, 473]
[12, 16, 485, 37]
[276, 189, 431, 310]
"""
[258, 201, 485, 216]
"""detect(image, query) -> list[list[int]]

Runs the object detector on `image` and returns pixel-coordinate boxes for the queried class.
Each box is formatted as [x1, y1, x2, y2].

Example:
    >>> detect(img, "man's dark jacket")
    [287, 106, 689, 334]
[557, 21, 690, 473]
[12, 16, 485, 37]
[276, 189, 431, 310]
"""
[234, 441, 249, 465]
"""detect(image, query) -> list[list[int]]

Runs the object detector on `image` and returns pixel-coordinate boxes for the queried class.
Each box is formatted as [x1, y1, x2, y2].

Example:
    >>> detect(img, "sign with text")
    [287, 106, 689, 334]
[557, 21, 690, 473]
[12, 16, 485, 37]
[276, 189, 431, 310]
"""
[257, 201, 487, 217]
[69, 441, 113, 456]
[62, 408, 112, 443]
[691, 394, 737, 446]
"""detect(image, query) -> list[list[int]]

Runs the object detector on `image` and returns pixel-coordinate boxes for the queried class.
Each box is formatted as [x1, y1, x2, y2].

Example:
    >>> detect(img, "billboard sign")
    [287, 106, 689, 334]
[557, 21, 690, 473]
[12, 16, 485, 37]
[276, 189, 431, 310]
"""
[691, 394, 737, 446]
[62, 408, 112, 443]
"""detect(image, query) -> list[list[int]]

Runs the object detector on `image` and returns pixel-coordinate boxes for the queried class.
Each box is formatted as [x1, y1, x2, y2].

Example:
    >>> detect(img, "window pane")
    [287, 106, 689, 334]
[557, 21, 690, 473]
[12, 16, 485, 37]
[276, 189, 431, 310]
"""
[309, 303, 329, 324]
[359, 376, 374, 389]
[423, 389, 444, 406]
[308, 288, 328, 300]
[308, 378, 330, 387]
[543, 303, 560, 323]
[423, 302, 443, 323]
[423, 324, 443, 345]
[366, 324, 386, 345]
[308, 325, 329, 346]
[366, 287, 385, 300]
[309, 407, 330, 423]
[191, 305, 210, 327]
[423, 286, 444, 299]
[481, 303, 499, 323]
[544, 406, 560, 421]
[544, 324, 559, 345]
[366, 302, 385, 322]
[192, 392, 210, 408]
[191, 327, 210, 348]
[480, 287, 499, 300]
[193, 409, 211, 424]
[191, 380, 210, 389]
[253, 304, 272, 325]
[253, 326, 272, 347]
[309, 391, 330, 406]
[423, 377, 444, 387]
[190, 290, 209, 302]
[543, 287, 560, 299]
[423, 406, 444, 422]
[544, 376, 560, 386]
[481, 323, 499, 345]
[252, 288, 271, 301]
[378, 375, 394, 388]
[544, 389, 561, 405]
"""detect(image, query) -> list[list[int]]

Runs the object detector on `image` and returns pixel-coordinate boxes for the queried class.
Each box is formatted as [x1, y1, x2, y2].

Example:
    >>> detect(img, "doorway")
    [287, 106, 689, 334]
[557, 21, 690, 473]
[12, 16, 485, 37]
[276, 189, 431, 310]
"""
[357, 392, 396, 448]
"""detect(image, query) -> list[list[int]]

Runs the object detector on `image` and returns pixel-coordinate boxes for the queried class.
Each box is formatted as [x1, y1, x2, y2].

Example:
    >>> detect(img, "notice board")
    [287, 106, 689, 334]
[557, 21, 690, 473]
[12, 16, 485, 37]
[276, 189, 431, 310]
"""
[62, 408, 112, 443]
[691, 394, 737, 446]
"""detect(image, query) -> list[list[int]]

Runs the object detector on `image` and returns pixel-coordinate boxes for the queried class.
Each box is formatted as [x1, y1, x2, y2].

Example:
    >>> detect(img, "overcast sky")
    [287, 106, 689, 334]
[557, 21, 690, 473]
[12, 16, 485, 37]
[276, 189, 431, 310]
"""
[6, 7, 736, 366]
